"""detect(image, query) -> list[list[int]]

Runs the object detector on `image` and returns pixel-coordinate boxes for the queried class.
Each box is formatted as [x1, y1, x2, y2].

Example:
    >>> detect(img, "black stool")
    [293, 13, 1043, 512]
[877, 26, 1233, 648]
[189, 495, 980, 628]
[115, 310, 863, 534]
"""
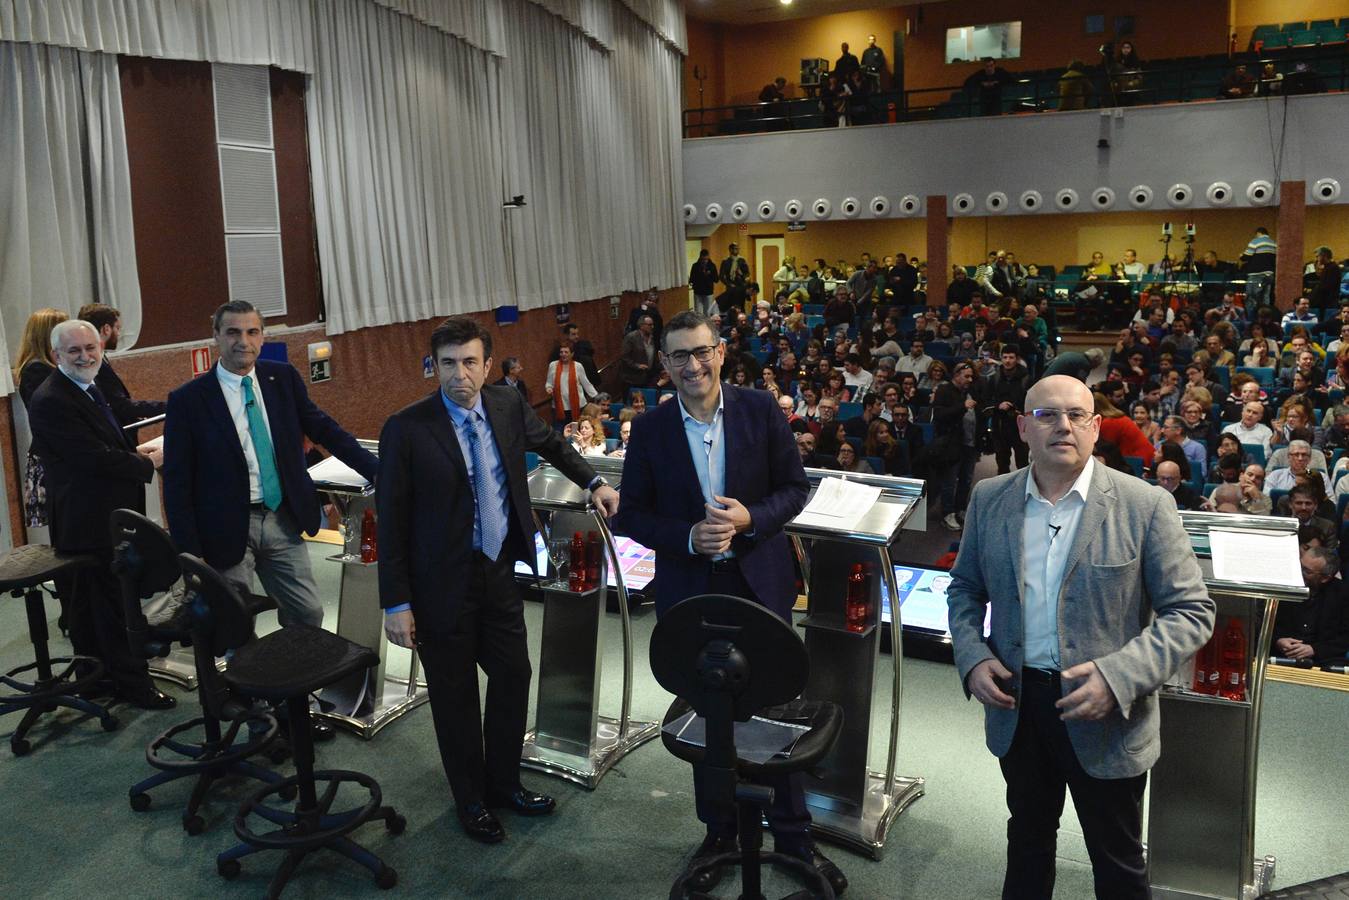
[0, 544, 118, 754]
[177, 553, 403, 898]
[652, 594, 844, 900]
[110, 510, 286, 834]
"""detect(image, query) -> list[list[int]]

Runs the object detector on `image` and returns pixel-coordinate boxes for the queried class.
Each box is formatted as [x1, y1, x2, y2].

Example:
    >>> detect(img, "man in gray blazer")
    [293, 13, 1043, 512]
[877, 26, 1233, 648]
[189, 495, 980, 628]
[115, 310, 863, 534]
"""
[947, 375, 1214, 899]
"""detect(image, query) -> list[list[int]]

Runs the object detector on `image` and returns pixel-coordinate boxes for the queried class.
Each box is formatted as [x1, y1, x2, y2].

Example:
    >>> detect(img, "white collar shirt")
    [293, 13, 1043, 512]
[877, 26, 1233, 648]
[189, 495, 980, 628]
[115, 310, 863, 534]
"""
[216, 364, 273, 504]
[1021, 456, 1096, 671]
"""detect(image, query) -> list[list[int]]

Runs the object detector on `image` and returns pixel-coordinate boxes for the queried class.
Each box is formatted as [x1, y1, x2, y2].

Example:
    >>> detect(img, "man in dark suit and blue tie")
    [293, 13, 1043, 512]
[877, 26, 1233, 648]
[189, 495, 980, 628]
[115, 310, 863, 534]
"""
[162, 300, 377, 633]
[377, 316, 619, 844]
[614, 310, 847, 895]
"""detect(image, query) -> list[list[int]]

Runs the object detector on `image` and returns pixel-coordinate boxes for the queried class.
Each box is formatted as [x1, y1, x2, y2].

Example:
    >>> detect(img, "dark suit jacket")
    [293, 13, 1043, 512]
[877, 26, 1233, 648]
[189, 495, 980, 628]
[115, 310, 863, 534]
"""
[28, 370, 154, 552]
[162, 360, 377, 569]
[1273, 578, 1349, 662]
[613, 384, 809, 619]
[97, 357, 166, 445]
[376, 384, 597, 633]
[619, 329, 656, 386]
[491, 376, 529, 402]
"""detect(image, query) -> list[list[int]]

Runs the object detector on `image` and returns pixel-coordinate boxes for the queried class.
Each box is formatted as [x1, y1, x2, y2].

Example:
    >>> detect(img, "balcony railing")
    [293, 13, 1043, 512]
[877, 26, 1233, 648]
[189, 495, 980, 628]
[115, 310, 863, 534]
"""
[683, 47, 1349, 139]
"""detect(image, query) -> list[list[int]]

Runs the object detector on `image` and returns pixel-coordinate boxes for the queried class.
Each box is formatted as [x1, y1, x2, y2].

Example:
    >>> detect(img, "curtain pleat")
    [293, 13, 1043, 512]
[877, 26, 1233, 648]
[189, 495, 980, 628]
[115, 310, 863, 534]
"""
[0, 41, 141, 393]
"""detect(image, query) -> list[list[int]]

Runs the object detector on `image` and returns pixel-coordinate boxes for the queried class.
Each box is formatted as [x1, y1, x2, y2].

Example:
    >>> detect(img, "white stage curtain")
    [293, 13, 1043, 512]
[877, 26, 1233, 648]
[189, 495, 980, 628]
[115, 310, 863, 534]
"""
[499, 0, 683, 311]
[0, 41, 142, 395]
[306, 0, 511, 333]
[0, 0, 317, 71]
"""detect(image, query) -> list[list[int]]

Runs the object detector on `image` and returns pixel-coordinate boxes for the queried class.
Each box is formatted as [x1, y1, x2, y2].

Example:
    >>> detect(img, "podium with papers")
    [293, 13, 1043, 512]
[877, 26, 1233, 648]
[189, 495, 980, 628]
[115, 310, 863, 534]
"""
[786, 469, 926, 858]
[1149, 512, 1307, 900]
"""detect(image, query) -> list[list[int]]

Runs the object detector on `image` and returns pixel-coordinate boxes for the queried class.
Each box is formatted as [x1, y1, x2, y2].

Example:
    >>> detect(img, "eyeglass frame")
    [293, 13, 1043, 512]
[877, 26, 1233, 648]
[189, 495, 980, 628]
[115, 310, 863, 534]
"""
[1025, 407, 1098, 428]
[662, 344, 719, 368]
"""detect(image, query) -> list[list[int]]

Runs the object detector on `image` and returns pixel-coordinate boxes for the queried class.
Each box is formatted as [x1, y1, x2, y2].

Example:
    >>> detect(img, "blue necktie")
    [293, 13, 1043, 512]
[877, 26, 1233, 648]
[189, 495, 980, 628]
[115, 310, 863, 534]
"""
[464, 411, 506, 560]
[241, 376, 283, 511]
[86, 384, 125, 443]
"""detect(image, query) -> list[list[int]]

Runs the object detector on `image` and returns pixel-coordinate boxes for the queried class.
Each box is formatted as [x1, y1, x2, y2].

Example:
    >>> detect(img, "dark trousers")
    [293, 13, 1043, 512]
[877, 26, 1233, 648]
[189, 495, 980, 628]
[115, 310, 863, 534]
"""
[993, 414, 1029, 474]
[53, 559, 153, 696]
[416, 551, 532, 810]
[939, 443, 980, 514]
[688, 565, 811, 851]
[1000, 670, 1149, 900]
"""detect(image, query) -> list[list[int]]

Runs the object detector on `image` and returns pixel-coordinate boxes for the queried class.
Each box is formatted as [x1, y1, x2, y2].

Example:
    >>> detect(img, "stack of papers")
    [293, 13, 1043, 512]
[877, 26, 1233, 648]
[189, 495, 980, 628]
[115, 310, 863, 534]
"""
[308, 455, 372, 490]
[1208, 529, 1302, 588]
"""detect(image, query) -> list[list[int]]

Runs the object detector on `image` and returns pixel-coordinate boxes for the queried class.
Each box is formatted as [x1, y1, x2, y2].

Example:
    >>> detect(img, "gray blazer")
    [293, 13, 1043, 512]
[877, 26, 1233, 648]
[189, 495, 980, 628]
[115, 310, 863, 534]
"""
[946, 463, 1215, 778]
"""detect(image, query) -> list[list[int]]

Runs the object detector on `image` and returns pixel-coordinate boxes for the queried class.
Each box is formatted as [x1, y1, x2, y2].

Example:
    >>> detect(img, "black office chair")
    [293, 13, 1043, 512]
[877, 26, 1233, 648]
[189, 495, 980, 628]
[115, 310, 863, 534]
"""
[176, 553, 403, 897]
[652, 594, 844, 900]
[0, 544, 117, 754]
[110, 510, 286, 834]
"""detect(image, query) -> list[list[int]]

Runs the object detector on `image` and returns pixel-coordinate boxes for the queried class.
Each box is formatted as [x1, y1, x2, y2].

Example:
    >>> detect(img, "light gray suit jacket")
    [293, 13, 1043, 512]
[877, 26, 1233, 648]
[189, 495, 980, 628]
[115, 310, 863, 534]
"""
[946, 463, 1215, 778]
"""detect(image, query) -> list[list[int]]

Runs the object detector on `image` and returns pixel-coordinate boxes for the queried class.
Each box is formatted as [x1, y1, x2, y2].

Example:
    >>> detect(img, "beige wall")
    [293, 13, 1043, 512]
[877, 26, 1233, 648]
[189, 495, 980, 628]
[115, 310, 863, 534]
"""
[1231, 0, 1349, 45]
[694, 205, 1349, 278]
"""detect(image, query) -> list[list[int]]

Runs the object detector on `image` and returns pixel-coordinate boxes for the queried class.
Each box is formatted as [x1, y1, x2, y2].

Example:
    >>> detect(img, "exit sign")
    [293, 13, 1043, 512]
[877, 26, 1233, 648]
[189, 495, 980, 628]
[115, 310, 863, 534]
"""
[787, 222, 807, 232]
[190, 347, 211, 376]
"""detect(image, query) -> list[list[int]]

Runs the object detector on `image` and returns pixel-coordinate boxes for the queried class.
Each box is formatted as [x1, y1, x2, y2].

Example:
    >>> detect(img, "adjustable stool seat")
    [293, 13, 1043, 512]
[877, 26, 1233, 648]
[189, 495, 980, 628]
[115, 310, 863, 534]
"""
[651, 594, 844, 900]
[111, 510, 285, 834]
[177, 554, 403, 899]
[0, 544, 117, 754]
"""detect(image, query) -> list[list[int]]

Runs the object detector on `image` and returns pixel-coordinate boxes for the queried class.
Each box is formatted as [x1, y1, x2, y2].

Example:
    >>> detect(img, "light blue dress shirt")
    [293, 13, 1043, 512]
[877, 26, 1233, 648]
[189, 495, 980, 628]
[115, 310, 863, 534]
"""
[1021, 456, 1095, 671]
[678, 389, 729, 558]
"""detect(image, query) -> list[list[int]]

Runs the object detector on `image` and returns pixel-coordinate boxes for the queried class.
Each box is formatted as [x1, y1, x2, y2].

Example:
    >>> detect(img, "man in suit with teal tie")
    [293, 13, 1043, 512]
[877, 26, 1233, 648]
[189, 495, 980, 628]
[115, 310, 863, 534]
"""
[163, 301, 377, 632]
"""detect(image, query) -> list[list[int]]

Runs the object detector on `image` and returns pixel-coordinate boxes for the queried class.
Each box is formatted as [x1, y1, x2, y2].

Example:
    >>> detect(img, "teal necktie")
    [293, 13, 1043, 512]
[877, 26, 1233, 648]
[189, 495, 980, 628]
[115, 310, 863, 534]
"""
[241, 375, 283, 510]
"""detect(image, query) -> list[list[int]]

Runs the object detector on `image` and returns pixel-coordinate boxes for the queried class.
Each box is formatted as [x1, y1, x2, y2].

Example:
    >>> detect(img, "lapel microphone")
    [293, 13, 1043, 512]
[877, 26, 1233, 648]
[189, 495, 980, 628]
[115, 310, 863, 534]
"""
[1048, 523, 1062, 543]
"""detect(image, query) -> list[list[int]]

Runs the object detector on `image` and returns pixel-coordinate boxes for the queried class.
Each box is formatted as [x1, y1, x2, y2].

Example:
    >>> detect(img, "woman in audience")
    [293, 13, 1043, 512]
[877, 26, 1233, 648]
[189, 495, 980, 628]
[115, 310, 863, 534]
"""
[728, 365, 752, 388]
[1238, 321, 1279, 360]
[835, 441, 875, 474]
[13, 307, 69, 528]
[796, 384, 821, 421]
[864, 418, 907, 476]
[1131, 401, 1163, 444]
[1179, 394, 1219, 449]
[929, 321, 956, 355]
[1271, 396, 1318, 450]
[953, 332, 978, 362]
[1207, 451, 1244, 486]
[627, 390, 647, 415]
[1241, 336, 1277, 371]
[819, 420, 848, 457]
[918, 359, 948, 394]
[1148, 441, 1193, 481]
[1323, 347, 1349, 391]
[821, 369, 852, 404]
[569, 416, 607, 457]
[1095, 393, 1155, 460]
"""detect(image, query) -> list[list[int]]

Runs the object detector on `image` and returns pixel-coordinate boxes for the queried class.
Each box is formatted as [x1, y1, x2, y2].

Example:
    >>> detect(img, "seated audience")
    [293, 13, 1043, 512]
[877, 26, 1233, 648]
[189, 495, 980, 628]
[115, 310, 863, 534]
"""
[1156, 460, 1204, 510]
[1222, 400, 1274, 455]
[835, 440, 875, 474]
[1265, 440, 1331, 495]
[1273, 546, 1349, 663]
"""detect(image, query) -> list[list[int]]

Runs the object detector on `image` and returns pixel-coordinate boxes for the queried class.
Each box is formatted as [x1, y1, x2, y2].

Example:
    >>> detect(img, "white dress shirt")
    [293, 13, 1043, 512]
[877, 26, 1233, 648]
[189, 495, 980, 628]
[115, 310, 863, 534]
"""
[216, 364, 274, 504]
[1022, 457, 1096, 671]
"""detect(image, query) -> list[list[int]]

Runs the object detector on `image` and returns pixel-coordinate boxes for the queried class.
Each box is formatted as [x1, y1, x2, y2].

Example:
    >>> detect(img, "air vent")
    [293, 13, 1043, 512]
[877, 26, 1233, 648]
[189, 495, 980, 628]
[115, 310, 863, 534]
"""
[225, 234, 287, 316]
[219, 147, 280, 232]
[213, 64, 272, 148]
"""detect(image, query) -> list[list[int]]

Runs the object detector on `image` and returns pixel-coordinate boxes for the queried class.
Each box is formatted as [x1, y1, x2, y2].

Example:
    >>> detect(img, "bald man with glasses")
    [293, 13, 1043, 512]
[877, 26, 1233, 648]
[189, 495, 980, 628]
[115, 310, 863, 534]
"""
[946, 375, 1214, 898]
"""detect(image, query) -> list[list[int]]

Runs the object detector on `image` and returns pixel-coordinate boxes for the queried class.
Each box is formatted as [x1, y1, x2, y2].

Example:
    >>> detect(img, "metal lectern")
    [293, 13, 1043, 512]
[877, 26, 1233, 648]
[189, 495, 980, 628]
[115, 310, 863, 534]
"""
[520, 457, 659, 788]
[309, 442, 429, 738]
[1148, 512, 1307, 900]
[786, 468, 927, 859]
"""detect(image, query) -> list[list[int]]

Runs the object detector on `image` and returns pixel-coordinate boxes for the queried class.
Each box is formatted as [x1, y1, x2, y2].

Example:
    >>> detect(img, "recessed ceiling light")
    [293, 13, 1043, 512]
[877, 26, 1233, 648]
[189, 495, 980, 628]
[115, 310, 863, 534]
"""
[780, 0, 793, 6]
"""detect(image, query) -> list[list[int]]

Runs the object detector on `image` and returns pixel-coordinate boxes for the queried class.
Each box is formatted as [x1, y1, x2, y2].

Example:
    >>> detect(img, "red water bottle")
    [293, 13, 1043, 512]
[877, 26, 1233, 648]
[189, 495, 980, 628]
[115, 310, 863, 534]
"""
[1218, 617, 1248, 702]
[569, 532, 585, 592]
[359, 509, 378, 563]
[846, 563, 868, 633]
[1191, 634, 1218, 695]
[586, 531, 601, 590]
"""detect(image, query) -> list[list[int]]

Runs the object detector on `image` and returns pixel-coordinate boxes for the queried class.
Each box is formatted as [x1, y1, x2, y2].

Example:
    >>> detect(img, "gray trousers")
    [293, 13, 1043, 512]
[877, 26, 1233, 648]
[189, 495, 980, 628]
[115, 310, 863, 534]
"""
[219, 506, 324, 628]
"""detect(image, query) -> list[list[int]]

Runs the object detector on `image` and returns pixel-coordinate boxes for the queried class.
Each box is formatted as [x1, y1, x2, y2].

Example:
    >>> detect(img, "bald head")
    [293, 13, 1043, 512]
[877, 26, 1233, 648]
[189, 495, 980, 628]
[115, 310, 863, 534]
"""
[1156, 461, 1182, 491]
[1025, 375, 1093, 412]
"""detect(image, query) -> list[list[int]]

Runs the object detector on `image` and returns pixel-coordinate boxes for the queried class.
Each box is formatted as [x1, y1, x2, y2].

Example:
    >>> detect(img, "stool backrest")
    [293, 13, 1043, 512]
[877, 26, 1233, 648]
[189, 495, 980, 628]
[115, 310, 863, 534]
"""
[109, 509, 183, 658]
[177, 552, 256, 721]
[650, 594, 808, 722]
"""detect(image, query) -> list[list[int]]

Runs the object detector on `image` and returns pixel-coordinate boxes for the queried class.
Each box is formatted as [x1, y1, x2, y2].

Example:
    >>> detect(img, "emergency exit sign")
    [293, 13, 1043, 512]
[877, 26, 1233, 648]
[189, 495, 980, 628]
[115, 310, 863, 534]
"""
[190, 347, 211, 376]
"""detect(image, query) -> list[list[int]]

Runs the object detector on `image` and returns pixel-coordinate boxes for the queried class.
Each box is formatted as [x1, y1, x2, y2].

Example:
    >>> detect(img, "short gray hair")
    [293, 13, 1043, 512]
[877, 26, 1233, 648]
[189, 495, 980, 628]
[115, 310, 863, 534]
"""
[1304, 544, 1340, 575]
[1288, 439, 1312, 454]
[1211, 483, 1241, 507]
[50, 319, 98, 350]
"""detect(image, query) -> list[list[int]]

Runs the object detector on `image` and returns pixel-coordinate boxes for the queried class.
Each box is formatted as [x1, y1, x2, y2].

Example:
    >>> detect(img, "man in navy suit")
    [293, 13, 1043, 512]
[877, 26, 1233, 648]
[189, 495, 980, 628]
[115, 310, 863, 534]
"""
[377, 316, 619, 844]
[614, 310, 846, 895]
[162, 300, 377, 631]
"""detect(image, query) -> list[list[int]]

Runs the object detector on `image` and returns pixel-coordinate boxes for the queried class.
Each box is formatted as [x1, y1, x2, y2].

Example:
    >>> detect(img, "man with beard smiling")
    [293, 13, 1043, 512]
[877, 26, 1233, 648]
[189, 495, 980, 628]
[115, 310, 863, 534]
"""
[28, 319, 171, 708]
[614, 310, 845, 895]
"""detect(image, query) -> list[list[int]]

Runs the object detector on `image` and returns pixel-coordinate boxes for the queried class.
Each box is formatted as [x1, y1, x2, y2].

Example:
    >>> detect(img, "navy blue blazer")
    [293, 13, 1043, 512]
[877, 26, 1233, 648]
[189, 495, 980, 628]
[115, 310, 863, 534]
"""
[162, 360, 377, 569]
[613, 384, 808, 619]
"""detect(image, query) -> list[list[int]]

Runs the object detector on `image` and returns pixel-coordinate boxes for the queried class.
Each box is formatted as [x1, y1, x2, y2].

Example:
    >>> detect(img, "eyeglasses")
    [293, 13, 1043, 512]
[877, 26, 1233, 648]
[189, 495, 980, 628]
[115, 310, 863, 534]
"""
[1028, 408, 1096, 427]
[664, 345, 717, 367]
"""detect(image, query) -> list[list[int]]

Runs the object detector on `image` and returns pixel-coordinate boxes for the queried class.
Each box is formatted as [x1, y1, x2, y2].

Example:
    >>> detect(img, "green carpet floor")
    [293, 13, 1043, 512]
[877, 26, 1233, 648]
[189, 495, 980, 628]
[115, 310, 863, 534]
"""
[2, 537, 1346, 900]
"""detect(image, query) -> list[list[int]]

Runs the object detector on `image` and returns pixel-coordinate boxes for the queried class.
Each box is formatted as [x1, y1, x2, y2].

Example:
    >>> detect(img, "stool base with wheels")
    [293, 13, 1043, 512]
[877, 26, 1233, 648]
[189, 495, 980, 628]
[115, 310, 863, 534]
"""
[652, 594, 844, 900]
[0, 545, 117, 754]
[178, 553, 402, 899]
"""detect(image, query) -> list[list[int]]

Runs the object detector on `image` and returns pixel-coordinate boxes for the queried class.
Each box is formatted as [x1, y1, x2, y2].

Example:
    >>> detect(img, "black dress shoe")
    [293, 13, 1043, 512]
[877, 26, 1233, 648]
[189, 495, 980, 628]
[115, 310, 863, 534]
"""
[310, 720, 336, 742]
[120, 687, 177, 710]
[777, 842, 848, 896]
[484, 787, 555, 816]
[457, 803, 506, 844]
[686, 834, 738, 893]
